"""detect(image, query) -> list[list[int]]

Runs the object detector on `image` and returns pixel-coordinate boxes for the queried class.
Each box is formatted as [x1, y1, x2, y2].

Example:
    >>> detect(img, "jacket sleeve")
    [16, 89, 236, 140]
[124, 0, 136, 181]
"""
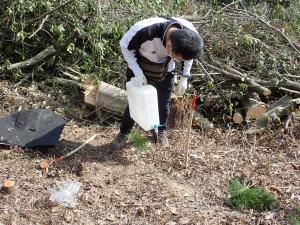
[120, 25, 144, 78]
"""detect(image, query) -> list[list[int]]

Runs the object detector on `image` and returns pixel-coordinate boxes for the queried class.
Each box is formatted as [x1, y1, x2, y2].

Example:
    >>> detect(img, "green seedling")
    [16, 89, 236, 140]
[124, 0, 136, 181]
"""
[226, 179, 277, 211]
[288, 204, 300, 225]
[128, 130, 148, 152]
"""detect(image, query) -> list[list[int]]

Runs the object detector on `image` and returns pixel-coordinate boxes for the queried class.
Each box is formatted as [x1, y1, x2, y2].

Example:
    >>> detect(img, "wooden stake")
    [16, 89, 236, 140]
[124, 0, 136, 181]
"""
[185, 94, 197, 168]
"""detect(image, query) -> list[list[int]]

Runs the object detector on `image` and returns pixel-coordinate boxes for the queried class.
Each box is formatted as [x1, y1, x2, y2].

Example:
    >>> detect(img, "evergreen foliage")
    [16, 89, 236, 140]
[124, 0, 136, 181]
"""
[289, 204, 300, 225]
[226, 179, 277, 211]
[128, 130, 148, 151]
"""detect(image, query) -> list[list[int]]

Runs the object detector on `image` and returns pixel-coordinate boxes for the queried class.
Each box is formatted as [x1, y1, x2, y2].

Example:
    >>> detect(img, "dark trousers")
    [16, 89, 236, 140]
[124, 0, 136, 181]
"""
[120, 68, 174, 134]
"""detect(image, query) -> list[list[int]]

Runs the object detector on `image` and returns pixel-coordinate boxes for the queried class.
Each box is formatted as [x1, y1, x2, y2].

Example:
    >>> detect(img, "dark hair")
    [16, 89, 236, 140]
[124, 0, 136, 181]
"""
[170, 28, 203, 60]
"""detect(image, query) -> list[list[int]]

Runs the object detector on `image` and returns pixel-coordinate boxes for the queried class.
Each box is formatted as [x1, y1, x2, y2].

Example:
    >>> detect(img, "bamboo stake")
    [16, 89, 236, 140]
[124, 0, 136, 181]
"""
[185, 94, 197, 168]
[55, 134, 97, 161]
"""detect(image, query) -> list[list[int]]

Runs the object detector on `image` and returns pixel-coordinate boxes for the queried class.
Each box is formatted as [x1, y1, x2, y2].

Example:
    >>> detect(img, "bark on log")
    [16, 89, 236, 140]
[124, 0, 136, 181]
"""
[84, 83, 127, 117]
[95, 82, 128, 117]
[254, 78, 300, 91]
[246, 79, 271, 96]
[193, 111, 214, 130]
[256, 96, 299, 127]
[0, 45, 56, 73]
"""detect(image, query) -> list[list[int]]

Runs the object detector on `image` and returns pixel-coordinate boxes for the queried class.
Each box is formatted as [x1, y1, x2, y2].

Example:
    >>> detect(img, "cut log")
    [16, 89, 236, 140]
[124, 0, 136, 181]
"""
[256, 97, 300, 127]
[2, 180, 16, 194]
[95, 82, 127, 117]
[84, 82, 128, 117]
[244, 98, 267, 119]
[84, 84, 98, 107]
[246, 79, 271, 96]
[193, 111, 214, 130]
[39, 160, 49, 170]
[256, 105, 288, 127]
[232, 110, 244, 123]
[268, 95, 292, 111]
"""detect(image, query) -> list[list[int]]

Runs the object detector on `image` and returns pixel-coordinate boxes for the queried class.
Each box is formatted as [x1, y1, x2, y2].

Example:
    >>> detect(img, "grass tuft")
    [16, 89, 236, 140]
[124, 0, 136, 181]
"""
[226, 179, 277, 211]
[288, 204, 300, 225]
[128, 130, 148, 152]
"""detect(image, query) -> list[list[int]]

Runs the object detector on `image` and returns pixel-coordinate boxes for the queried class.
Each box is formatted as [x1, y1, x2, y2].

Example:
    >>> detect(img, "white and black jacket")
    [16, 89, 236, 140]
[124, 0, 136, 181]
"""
[120, 17, 198, 79]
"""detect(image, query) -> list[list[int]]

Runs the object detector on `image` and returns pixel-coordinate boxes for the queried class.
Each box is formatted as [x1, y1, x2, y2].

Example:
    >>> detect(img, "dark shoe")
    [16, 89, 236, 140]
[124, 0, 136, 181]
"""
[158, 130, 169, 147]
[110, 132, 127, 150]
[151, 130, 169, 147]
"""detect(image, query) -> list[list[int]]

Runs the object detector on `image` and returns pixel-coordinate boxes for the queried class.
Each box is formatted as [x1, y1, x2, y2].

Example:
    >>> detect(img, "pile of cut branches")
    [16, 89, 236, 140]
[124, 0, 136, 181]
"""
[0, 0, 299, 129]
[185, 1, 300, 128]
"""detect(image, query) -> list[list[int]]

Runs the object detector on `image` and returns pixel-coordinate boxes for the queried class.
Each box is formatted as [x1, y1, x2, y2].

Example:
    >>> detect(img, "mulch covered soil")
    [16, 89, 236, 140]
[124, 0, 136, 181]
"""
[0, 80, 299, 225]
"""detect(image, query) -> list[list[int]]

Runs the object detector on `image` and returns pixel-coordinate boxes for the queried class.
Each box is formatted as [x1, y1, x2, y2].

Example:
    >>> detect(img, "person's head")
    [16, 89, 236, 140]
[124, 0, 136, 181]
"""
[166, 28, 203, 62]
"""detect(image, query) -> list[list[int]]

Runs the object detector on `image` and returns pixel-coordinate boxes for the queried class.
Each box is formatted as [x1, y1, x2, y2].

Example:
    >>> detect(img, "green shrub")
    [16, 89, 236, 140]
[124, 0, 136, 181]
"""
[0, 0, 193, 83]
[289, 204, 300, 225]
[226, 179, 277, 211]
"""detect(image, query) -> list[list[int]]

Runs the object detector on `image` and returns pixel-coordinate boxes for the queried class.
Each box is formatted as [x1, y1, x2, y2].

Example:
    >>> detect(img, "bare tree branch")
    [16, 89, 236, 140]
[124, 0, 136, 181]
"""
[0, 45, 56, 73]
[236, 8, 300, 55]
[27, 0, 76, 23]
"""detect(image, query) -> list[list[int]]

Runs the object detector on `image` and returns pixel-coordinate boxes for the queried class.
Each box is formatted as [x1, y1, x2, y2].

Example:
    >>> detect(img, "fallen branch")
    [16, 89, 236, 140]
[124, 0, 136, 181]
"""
[210, 58, 247, 78]
[203, 60, 271, 96]
[0, 45, 56, 73]
[279, 87, 300, 96]
[246, 79, 271, 96]
[254, 78, 300, 91]
[27, 0, 76, 23]
[28, 15, 50, 39]
[195, 59, 214, 81]
[202, 61, 244, 81]
[256, 96, 300, 127]
[237, 8, 300, 55]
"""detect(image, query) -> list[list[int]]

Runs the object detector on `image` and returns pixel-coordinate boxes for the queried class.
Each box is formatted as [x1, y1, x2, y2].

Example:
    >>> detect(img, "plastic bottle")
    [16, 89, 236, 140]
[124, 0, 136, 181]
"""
[126, 79, 160, 131]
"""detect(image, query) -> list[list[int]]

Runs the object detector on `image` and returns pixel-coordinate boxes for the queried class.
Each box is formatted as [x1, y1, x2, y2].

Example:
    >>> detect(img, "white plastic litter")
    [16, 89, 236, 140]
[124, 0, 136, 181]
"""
[48, 180, 82, 208]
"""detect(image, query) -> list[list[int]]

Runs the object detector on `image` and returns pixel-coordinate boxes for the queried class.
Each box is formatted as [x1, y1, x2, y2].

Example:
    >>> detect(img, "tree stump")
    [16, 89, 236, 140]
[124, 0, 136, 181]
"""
[2, 180, 17, 194]
[168, 97, 190, 129]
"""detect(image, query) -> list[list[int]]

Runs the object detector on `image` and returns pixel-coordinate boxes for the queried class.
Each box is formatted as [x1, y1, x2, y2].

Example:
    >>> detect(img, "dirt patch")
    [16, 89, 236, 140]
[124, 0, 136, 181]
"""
[0, 81, 299, 225]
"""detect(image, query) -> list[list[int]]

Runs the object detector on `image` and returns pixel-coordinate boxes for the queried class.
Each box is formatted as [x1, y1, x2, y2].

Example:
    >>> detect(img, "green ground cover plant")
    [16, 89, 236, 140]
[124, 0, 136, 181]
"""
[128, 130, 148, 151]
[226, 179, 277, 211]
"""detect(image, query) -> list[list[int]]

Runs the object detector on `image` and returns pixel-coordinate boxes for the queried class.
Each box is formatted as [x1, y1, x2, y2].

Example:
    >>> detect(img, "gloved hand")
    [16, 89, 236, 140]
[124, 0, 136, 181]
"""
[131, 75, 147, 87]
[176, 77, 188, 95]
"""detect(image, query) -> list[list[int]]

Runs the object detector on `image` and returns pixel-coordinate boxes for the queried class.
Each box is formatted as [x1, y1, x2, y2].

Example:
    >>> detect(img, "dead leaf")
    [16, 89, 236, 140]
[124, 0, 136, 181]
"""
[63, 211, 72, 223]
[170, 207, 178, 215]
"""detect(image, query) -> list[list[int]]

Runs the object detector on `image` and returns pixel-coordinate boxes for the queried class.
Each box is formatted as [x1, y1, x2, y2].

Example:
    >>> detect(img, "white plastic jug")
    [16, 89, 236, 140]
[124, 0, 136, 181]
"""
[126, 79, 160, 131]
